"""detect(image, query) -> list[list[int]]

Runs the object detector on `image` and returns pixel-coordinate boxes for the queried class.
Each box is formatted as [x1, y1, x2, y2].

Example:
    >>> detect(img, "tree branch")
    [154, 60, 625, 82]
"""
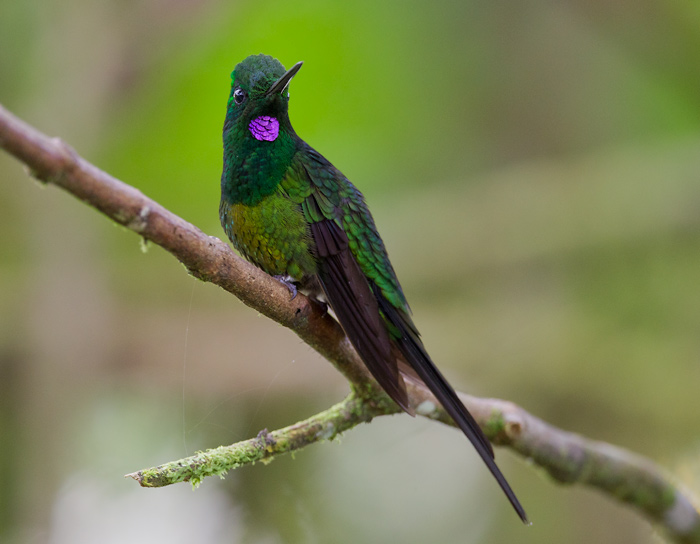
[125, 391, 387, 487]
[1, 103, 698, 543]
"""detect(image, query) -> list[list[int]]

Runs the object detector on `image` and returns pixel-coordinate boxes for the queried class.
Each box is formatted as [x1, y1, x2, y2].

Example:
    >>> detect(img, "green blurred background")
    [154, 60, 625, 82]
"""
[1, 0, 699, 542]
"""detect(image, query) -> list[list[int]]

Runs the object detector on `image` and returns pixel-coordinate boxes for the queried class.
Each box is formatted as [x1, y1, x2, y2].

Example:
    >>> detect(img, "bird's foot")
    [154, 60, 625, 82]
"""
[274, 275, 298, 299]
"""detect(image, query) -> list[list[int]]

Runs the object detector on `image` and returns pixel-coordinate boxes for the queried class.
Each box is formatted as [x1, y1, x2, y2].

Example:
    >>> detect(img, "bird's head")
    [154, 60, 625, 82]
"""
[224, 54, 303, 143]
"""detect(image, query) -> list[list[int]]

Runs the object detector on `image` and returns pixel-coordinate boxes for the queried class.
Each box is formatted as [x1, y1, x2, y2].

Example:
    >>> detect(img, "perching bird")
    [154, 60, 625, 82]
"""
[220, 53, 527, 522]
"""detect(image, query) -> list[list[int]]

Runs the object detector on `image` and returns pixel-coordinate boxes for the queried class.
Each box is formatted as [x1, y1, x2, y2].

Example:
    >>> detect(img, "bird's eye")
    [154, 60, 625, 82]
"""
[233, 88, 247, 105]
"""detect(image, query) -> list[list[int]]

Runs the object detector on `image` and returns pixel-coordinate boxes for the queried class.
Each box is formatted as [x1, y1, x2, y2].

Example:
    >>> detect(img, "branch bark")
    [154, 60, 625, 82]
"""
[1, 103, 698, 543]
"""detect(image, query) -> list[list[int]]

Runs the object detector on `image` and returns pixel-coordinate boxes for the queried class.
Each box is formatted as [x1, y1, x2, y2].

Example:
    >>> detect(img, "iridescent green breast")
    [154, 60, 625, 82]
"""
[220, 189, 317, 280]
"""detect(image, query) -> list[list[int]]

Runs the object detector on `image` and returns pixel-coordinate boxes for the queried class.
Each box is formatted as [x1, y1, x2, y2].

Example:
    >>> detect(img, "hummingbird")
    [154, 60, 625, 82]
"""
[220, 54, 527, 522]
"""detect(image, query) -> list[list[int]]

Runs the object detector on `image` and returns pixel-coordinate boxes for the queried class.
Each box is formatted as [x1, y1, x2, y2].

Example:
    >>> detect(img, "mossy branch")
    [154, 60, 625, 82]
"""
[125, 391, 386, 487]
[1, 103, 698, 543]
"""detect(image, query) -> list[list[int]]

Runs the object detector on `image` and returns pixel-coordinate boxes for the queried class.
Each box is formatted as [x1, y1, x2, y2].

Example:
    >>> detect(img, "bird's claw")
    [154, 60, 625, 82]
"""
[274, 275, 298, 299]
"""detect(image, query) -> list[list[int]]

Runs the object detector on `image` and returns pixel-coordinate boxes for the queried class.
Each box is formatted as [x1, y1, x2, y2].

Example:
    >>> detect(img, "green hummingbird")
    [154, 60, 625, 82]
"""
[220, 54, 527, 522]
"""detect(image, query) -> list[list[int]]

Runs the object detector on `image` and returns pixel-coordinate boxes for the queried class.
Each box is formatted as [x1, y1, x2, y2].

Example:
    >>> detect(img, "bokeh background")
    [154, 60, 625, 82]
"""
[1, 1, 700, 542]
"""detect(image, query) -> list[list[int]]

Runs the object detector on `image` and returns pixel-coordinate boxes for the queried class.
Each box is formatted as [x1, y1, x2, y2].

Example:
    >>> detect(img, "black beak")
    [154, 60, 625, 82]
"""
[266, 61, 303, 96]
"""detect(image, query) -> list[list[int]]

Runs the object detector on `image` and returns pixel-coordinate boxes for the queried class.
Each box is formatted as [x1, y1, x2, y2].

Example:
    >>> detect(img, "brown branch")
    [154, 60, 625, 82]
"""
[1, 103, 698, 543]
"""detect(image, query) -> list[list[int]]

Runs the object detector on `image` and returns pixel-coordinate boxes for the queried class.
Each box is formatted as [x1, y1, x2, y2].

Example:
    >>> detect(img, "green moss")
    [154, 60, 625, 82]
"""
[130, 393, 401, 490]
[660, 484, 677, 509]
[483, 409, 505, 438]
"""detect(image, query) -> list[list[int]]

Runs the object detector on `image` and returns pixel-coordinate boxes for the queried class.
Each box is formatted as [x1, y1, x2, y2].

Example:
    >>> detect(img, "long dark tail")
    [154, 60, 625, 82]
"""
[376, 291, 529, 523]
[309, 216, 527, 522]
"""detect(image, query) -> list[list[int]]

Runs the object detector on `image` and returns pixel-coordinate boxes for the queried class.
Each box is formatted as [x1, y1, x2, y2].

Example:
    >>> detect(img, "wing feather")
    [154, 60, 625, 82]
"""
[308, 214, 410, 412]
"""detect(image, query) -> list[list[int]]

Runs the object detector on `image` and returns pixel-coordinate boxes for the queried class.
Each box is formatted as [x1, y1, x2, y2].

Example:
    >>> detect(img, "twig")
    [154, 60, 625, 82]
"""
[1, 103, 698, 543]
[125, 391, 386, 487]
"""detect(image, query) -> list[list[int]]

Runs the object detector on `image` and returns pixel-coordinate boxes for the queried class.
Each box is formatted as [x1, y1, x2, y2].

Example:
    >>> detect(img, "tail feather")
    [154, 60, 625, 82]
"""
[376, 290, 529, 523]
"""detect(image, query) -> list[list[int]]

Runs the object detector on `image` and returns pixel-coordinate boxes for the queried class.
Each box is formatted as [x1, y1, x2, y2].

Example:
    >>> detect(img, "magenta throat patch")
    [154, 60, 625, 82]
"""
[249, 116, 279, 141]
